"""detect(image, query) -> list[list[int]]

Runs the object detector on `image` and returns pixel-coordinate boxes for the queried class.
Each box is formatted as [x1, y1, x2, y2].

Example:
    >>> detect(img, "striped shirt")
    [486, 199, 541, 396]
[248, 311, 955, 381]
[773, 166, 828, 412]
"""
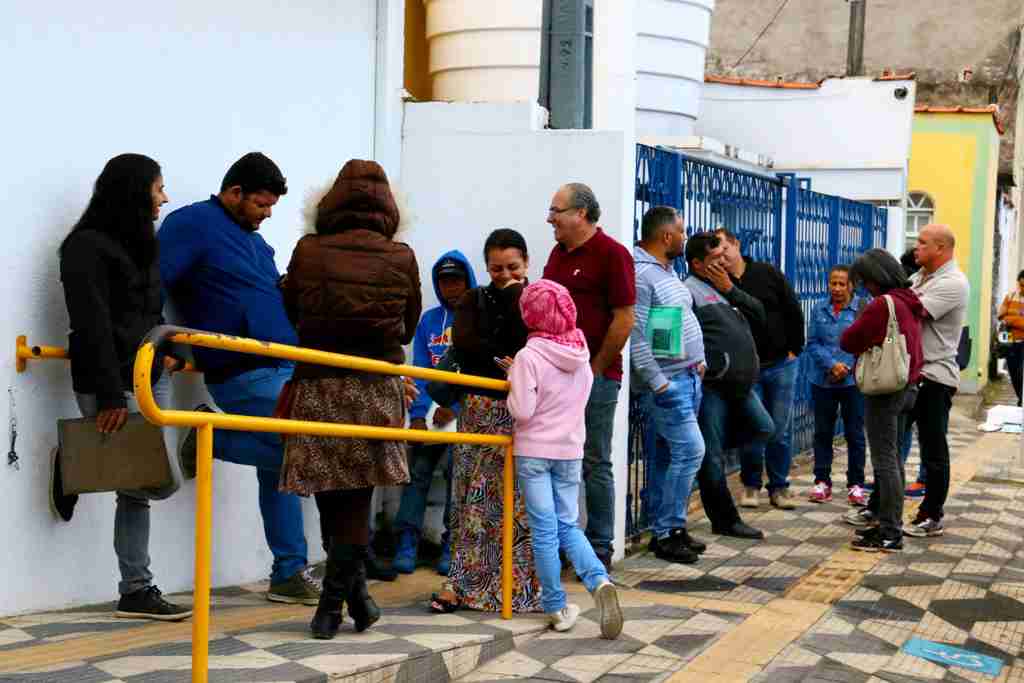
[630, 246, 705, 392]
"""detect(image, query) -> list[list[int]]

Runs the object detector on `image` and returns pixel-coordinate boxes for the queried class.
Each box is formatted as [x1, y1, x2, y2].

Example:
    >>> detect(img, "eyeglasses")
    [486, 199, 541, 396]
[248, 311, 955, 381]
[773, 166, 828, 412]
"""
[548, 206, 575, 215]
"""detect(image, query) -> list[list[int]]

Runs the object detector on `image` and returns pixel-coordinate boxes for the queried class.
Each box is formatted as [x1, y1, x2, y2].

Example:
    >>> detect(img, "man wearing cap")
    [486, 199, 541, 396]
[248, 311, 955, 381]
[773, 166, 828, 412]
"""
[392, 251, 477, 575]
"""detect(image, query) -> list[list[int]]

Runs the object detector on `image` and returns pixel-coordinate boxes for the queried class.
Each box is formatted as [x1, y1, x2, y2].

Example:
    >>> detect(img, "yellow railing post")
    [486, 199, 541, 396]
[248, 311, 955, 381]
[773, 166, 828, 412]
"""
[24, 326, 522, 680]
[191, 424, 214, 683]
[502, 443, 514, 620]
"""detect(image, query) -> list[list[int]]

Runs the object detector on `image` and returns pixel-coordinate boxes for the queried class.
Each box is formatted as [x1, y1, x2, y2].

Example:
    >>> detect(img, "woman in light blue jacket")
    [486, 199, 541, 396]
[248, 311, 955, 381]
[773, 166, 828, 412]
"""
[804, 265, 867, 506]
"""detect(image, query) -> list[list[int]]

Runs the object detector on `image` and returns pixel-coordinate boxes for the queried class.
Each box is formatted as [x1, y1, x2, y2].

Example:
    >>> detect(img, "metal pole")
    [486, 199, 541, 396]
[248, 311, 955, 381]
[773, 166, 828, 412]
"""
[501, 443, 514, 620]
[847, 0, 866, 77]
[191, 423, 214, 683]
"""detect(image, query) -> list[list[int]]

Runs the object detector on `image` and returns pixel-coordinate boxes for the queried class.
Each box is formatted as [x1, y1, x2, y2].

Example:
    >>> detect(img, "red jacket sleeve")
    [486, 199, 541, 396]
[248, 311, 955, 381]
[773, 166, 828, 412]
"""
[839, 298, 888, 356]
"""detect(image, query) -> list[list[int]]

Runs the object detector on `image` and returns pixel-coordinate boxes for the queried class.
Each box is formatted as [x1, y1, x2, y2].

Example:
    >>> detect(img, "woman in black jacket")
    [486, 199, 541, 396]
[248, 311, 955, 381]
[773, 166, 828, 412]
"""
[428, 228, 541, 615]
[58, 153, 190, 621]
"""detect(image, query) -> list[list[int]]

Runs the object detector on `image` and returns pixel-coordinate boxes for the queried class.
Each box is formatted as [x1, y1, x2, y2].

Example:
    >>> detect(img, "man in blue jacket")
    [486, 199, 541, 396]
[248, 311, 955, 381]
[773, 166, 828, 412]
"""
[392, 251, 476, 575]
[159, 153, 318, 605]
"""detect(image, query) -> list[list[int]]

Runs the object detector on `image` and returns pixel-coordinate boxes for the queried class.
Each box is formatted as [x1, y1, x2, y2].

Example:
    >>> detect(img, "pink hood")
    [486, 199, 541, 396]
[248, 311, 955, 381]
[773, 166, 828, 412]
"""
[520, 279, 587, 350]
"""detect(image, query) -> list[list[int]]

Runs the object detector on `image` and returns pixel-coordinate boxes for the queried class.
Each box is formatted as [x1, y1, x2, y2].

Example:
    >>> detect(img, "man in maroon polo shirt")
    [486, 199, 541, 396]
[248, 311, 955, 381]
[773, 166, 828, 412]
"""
[543, 183, 636, 568]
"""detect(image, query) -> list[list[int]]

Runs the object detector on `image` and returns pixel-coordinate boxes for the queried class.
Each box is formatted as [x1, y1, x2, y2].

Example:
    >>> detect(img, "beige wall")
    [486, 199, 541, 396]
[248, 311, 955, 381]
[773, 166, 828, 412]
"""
[706, 1, 1021, 174]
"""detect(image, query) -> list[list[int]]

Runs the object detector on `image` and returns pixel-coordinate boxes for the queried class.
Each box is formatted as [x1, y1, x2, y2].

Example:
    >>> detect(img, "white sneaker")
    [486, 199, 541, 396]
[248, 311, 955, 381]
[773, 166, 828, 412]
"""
[549, 604, 581, 632]
[593, 580, 623, 639]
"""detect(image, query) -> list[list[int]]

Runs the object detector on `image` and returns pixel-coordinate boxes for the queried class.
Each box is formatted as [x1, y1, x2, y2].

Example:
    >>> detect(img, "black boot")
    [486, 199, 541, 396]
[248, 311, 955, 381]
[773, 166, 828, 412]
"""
[345, 545, 381, 632]
[310, 540, 345, 639]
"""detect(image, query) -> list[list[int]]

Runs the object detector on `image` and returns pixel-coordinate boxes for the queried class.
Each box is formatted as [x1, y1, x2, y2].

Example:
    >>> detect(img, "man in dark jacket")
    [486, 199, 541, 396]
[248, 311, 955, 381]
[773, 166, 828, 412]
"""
[684, 232, 772, 539]
[715, 229, 805, 511]
[159, 153, 319, 605]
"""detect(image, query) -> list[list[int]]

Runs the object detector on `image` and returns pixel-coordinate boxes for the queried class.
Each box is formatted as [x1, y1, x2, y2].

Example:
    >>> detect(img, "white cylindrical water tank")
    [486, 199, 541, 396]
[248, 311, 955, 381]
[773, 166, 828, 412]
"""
[635, 0, 715, 137]
[425, 0, 543, 103]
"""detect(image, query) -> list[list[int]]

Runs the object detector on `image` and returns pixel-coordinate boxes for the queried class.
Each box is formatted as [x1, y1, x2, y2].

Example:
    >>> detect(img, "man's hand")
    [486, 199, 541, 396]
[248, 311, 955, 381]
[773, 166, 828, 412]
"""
[828, 362, 849, 383]
[706, 261, 733, 293]
[97, 407, 128, 434]
[162, 355, 185, 375]
[433, 406, 456, 428]
[410, 417, 428, 431]
[697, 363, 706, 379]
[402, 377, 419, 409]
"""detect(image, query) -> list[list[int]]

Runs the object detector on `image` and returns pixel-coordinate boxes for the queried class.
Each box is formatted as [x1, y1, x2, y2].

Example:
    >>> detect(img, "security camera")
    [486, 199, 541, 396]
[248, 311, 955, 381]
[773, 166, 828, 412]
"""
[894, 87, 909, 100]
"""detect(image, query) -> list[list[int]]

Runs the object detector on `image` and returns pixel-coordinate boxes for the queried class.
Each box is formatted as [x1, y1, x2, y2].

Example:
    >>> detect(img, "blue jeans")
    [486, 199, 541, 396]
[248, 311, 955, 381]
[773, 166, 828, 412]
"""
[899, 423, 926, 485]
[697, 386, 774, 529]
[811, 384, 866, 488]
[206, 365, 308, 584]
[516, 457, 610, 614]
[582, 376, 620, 556]
[741, 358, 798, 492]
[393, 443, 452, 544]
[645, 372, 705, 539]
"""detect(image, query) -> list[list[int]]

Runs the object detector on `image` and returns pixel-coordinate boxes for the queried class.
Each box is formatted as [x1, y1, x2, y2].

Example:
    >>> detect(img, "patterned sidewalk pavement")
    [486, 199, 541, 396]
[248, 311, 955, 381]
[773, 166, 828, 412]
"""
[1, 396, 1021, 682]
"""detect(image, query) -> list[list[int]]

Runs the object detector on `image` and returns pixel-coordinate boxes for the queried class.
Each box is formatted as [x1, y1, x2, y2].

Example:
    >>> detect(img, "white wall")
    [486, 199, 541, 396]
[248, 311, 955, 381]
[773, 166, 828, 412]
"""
[697, 78, 916, 201]
[1, 1, 397, 615]
[400, 101, 632, 559]
[635, 0, 714, 138]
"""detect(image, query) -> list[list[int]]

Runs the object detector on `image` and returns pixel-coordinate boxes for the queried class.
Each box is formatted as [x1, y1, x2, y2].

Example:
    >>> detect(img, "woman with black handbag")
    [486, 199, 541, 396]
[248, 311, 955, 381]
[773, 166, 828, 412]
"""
[427, 228, 542, 614]
[840, 249, 924, 553]
[59, 154, 190, 621]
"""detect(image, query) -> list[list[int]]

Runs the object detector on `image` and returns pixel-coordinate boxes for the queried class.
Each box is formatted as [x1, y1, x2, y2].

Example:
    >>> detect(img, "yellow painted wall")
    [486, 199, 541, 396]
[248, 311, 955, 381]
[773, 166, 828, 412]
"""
[907, 129, 976, 268]
[908, 112, 1002, 392]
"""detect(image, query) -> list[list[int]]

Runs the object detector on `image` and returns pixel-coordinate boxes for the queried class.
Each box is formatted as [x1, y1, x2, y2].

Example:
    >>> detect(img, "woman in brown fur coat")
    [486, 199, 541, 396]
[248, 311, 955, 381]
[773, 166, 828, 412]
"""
[280, 159, 421, 638]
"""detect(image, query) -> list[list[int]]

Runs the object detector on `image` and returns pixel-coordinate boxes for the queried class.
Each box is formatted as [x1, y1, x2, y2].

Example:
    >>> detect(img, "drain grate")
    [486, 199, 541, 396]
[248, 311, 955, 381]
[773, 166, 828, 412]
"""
[786, 565, 865, 604]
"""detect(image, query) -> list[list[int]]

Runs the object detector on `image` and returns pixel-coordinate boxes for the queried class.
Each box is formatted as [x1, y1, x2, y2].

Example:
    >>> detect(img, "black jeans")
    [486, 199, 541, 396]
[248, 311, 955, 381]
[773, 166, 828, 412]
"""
[914, 379, 956, 521]
[1007, 342, 1024, 406]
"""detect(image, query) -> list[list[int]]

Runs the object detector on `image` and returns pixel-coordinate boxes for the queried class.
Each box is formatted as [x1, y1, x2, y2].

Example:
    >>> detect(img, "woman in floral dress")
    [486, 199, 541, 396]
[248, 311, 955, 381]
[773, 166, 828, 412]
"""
[430, 229, 541, 614]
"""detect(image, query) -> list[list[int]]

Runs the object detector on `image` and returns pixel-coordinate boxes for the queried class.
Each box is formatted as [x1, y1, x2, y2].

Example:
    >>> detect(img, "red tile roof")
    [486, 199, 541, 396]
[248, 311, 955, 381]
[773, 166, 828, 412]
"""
[704, 74, 820, 90]
[874, 71, 917, 81]
[705, 70, 917, 90]
[914, 105, 1005, 135]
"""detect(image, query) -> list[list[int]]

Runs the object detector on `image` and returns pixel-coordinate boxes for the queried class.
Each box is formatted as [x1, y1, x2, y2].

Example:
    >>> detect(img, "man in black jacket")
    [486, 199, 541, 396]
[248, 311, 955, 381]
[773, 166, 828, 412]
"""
[716, 229, 805, 511]
[684, 232, 772, 540]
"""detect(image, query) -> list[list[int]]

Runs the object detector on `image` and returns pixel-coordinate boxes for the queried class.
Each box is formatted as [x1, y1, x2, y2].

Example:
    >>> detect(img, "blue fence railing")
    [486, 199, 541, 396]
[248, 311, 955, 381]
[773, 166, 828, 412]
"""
[627, 144, 887, 540]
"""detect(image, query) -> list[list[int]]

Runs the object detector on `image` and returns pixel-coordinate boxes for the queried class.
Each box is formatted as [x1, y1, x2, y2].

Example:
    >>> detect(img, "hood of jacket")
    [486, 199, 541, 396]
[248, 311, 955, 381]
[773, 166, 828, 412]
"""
[431, 250, 477, 311]
[887, 287, 926, 320]
[525, 336, 590, 373]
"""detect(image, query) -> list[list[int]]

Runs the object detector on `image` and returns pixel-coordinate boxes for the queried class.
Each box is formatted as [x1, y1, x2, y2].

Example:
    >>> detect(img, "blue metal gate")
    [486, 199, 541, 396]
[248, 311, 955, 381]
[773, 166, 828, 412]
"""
[627, 144, 887, 540]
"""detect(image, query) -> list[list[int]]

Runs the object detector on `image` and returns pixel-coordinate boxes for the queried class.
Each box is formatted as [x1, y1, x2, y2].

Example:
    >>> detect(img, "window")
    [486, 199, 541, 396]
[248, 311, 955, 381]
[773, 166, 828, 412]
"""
[905, 192, 934, 250]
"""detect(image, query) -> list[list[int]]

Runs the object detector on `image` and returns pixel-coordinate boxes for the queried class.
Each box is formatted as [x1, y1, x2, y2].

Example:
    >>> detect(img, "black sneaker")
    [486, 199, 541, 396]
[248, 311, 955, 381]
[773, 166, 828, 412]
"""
[679, 528, 707, 554]
[851, 534, 902, 553]
[178, 404, 216, 480]
[116, 586, 193, 621]
[854, 525, 881, 539]
[654, 530, 699, 564]
[49, 447, 78, 523]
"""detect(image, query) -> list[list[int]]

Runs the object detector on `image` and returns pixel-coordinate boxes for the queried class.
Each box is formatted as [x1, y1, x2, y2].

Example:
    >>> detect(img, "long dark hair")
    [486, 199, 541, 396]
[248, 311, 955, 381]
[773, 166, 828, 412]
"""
[60, 154, 162, 267]
[850, 248, 911, 294]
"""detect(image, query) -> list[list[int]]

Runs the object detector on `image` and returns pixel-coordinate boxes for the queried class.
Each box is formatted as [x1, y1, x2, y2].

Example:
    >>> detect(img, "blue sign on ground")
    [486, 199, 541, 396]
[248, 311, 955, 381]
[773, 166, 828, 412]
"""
[903, 638, 1004, 677]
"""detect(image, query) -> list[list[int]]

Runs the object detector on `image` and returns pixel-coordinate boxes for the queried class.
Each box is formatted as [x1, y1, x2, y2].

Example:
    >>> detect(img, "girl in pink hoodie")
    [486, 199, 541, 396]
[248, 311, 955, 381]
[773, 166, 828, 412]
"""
[507, 279, 623, 639]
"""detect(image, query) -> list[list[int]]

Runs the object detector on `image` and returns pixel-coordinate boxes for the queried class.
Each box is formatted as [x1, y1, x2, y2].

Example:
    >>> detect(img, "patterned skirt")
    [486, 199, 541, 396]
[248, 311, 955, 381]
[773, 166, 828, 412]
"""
[443, 394, 541, 613]
[280, 375, 410, 496]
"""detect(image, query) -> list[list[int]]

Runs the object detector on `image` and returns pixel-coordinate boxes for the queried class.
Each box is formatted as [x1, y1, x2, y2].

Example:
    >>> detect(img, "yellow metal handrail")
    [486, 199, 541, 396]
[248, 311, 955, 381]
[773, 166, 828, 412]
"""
[16, 335, 197, 373]
[131, 326, 515, 683]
